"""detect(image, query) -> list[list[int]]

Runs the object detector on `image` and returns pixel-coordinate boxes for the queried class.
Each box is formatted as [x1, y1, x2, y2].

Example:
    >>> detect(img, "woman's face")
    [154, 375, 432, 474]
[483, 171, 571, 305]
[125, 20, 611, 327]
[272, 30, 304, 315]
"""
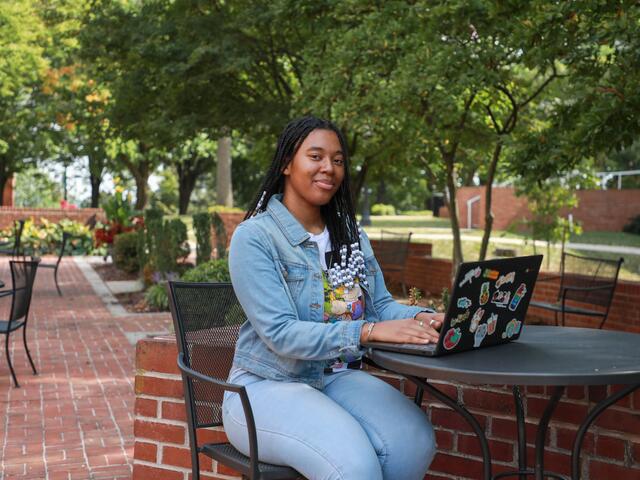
[282, 129, 345, 209]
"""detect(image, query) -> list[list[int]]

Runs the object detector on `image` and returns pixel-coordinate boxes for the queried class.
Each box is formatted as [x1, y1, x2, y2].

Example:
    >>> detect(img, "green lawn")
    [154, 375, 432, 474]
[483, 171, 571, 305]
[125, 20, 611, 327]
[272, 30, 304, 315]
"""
[363, 214, 640, 282]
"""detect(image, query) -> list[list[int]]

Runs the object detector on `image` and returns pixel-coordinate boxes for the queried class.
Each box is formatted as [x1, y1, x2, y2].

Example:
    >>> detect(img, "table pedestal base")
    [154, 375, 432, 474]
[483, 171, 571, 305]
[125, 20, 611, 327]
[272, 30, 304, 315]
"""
[409, 378, 640, 480]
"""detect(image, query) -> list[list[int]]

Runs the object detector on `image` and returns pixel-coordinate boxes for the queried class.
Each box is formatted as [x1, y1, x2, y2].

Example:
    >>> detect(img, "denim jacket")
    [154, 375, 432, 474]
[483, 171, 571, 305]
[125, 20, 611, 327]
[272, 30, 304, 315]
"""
[229, 194, 427, 388]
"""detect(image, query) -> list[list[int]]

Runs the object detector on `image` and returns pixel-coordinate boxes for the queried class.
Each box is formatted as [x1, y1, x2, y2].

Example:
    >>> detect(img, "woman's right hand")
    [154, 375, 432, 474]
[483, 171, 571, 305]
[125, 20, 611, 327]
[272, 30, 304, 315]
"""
[363, 316, 442, 345]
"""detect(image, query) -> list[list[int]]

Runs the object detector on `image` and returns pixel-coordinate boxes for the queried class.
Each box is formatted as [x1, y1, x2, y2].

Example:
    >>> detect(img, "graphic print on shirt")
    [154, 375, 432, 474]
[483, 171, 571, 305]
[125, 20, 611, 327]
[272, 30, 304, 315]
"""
[323, 272, 365, 371]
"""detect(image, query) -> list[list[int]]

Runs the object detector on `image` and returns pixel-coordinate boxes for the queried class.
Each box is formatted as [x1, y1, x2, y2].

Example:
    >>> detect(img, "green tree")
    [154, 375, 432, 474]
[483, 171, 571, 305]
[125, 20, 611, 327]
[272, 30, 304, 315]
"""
[0, 0, 48, 202]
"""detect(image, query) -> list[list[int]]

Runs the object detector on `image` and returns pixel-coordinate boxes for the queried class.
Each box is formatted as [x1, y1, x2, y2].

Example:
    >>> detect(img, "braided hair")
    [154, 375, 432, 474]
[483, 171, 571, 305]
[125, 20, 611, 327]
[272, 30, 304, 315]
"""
[245, 116, 360, 256]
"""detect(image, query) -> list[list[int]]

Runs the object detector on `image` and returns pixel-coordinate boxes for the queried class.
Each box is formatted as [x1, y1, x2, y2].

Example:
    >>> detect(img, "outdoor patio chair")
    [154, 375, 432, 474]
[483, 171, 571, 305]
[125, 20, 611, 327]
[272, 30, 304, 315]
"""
[0, 220, 25, 257]
[168, 281, 301, 480]
[529, 252, 623, 329]
[0, 260, 39, 387]
[377, 230, 413, 296]
[35, 232, 72, 296]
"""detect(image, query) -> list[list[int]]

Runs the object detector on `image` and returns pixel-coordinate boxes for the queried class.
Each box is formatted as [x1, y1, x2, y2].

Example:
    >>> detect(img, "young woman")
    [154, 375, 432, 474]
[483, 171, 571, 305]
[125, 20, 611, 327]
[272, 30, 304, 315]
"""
[224, 116, 443, 480]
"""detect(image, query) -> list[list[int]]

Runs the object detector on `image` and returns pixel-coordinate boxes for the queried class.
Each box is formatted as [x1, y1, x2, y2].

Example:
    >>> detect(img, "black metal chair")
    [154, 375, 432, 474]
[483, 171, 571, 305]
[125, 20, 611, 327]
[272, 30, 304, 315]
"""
[0, 219, 25, 257]
[530, 252, 624, 329]
[1, 260, 39, 387]
[376, 230, 413, 296]
[168, 281, 300, 480]
[36, 232, 72, 296]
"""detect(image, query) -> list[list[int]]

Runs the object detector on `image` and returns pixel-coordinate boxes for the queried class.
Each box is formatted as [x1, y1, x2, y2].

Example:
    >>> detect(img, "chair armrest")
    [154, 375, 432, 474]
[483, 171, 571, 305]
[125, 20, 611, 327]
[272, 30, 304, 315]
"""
[0, 289, 13, 299]
[536, 275, 562, 283]
[177, 353, 261, 477]
[177, 353, 244, 394]
[562, 283, 615, 293]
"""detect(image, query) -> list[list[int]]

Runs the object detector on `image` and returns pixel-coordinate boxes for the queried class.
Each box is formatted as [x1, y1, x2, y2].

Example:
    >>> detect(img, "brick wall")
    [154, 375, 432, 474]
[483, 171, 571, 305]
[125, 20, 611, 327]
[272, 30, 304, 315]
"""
[134, 335, 640, 480]
[211, 212, 245, 258]
[0, 206, 105, 230]
[439, 186, 640, 232]
[374, 251, 640, 333]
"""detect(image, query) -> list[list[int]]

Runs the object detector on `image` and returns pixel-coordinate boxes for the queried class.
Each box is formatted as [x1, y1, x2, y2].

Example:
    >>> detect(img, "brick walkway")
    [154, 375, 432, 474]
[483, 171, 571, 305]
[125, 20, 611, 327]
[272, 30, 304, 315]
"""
[0, 257, 172, 479]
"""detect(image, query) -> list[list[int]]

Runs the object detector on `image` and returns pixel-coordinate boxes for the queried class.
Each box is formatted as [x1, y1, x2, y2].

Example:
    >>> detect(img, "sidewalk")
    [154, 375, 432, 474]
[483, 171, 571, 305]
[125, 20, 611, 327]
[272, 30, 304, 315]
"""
[0, 256, 172, 479]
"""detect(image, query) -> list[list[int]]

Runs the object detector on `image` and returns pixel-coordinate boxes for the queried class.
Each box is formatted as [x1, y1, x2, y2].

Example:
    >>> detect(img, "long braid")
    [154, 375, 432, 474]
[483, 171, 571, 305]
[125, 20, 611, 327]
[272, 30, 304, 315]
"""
[245, 116, 361, 256]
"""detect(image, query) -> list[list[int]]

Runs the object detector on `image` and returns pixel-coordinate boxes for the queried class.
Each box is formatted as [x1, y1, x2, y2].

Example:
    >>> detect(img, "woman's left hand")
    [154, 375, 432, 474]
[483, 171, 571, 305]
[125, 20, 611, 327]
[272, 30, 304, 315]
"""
[414, 312, 444, 337]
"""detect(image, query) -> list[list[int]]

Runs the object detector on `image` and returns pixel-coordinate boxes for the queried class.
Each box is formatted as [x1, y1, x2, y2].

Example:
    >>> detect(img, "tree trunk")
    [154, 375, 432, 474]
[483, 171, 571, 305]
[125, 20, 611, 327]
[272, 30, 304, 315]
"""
[375, 179, 387, 205]
[444, 154, 464, 270]
[177, 160, 198, 215]
[89, 171, 101, 208]
[352, 158, 369, 207]
[478, 141, 503, 260]
[88, 154, 105, 208]
[216, 136, 233, 207]
[132, 159, 150, 211]
[0, 173, 7, 207]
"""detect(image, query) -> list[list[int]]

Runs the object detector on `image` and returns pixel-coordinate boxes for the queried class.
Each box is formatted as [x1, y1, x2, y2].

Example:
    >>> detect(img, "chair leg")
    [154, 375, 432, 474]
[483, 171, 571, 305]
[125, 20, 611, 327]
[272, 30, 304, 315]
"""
[23, 326, 37, 375]
[54, 267, 62, 296]
[5, 334, 19, 388]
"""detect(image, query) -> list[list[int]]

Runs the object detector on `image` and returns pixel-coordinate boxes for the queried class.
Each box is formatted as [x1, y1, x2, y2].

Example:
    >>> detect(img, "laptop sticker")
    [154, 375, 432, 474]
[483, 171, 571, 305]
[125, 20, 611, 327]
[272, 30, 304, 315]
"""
[487, 313, 498, 335]
[479, 282, 490, 305]
[457, 297, 472, 309]
[491, 290, 511, 308]
[470, 307, 485, 333]
[496, 271, 515, 289]
[483, 268, 499, 280]
[459, 266, 482, 287]
[443, 327, 462, 350]
[509, 283, 527, 311]
[474, 323, 488, 347]
[451, 309, 470, 327]
[502, 318, 522, 339]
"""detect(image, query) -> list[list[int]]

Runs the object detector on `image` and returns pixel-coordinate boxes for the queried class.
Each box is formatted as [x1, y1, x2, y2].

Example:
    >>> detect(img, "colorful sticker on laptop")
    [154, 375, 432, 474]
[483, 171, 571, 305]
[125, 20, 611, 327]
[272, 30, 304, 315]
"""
[487, 313, 498, 335]
[459, 266, 482, 287]
[483, 269, 499, 280]
[474, 323, 488, 347]
[457, 297, 472, 309]
[491, 290, 511, 308]
[479, 282, 490, 305]
[470, 307, 485, 333]
[443, 327, 462, 350]
[496, 271, 515, 289]
[451, 309, 469, 327]
[509, 283, 527, 311]
[502, 318, 522, 339]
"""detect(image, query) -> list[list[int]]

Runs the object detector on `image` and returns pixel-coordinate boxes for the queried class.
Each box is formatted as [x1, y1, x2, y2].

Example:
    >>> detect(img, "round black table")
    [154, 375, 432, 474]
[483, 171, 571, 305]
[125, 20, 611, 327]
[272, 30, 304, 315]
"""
[365, 325, 640, 480]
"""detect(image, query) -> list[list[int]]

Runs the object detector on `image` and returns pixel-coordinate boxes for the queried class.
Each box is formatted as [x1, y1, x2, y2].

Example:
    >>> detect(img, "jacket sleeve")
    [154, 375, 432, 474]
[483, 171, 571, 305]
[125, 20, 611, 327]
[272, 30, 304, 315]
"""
[360, 230, 436, 321]
[229, 222, 365, 360]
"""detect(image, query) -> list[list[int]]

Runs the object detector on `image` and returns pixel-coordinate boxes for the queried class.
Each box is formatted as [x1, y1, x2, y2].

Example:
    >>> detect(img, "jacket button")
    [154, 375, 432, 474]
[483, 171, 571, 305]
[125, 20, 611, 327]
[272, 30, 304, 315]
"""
[310, 303, 321, 309]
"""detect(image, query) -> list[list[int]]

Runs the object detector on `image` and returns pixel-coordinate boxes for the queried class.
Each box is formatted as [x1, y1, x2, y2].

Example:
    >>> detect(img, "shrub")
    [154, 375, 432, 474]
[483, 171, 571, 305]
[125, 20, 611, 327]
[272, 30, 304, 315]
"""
[181, 259, 230, 283]
[371, 203, 396, 216]
[193, 212, 212, 265]
[144, 284, 169, 311]
[143, 259, 230, 312]
[113, 232, 140, 273]
[1, 218, 95, 256]
[623, 215, 640, 235]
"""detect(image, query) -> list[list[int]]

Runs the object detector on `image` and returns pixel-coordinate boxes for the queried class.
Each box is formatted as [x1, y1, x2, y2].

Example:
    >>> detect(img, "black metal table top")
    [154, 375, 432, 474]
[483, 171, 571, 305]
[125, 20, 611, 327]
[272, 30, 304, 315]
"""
[366, 325, 640, 386]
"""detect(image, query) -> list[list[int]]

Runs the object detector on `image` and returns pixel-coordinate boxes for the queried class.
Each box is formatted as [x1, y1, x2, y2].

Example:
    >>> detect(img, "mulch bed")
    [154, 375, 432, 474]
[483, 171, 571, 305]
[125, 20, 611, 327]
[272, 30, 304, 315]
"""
[92, 262, 140, 281]
[91, 262, 165, 313]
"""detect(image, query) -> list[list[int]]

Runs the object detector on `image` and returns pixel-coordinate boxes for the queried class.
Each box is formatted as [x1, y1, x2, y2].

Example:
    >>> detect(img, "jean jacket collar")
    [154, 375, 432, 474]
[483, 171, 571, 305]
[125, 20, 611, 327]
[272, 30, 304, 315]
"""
[266, 194, 310, 247]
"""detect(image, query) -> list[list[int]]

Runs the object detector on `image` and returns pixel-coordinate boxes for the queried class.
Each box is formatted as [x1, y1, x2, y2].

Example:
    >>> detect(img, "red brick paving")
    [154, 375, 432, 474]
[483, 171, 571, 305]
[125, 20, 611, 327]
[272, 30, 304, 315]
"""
[0, 257, 172, 479]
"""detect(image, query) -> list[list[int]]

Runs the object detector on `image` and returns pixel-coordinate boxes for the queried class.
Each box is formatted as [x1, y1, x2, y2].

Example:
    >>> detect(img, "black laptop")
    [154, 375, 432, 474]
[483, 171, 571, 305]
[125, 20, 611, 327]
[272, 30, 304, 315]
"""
[363, 255, 543, 356]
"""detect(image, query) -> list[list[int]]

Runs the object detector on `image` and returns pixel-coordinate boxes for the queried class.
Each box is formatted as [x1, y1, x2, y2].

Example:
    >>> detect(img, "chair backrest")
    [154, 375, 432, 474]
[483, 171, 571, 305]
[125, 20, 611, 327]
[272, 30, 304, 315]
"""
[168, 282, 245, 429]
[9, 260, 39, 325]
[55, 232, 72, 265]
[377, 230, 413, 266]
[559, 252, 624, 307]
[12, 220, 25, 257]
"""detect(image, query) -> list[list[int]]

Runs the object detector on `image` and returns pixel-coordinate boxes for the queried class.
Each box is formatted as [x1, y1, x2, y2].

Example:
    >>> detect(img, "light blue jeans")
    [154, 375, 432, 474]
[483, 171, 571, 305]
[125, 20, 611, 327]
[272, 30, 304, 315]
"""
[222, 368, 436, 480]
